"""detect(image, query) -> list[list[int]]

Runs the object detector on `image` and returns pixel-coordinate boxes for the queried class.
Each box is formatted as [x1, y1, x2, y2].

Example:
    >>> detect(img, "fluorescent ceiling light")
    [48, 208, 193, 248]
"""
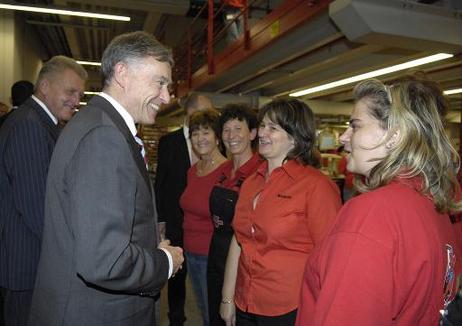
[79, 102, 87, 106]
[84, 91, 100, 95]
[289, 53, 454, 97]
[0, 3, 130, 21]
[444, 88, 462, 95]
[77, 60, 101, 66]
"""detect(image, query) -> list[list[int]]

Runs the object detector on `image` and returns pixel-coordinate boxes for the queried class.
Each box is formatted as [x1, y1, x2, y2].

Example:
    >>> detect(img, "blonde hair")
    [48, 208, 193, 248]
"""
[354, 79, 461, 213]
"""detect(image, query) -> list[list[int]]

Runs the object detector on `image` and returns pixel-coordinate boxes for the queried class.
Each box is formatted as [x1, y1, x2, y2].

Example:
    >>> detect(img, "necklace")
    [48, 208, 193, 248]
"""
[197, 159, 216, 175]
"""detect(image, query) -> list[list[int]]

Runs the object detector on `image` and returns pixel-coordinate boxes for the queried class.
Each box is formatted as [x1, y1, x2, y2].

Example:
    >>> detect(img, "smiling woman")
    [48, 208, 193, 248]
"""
[207, 104, 261, 326]
[180, 108, 228, 326]
[220, 99, 341, 326]
[297, 78, 462, 326]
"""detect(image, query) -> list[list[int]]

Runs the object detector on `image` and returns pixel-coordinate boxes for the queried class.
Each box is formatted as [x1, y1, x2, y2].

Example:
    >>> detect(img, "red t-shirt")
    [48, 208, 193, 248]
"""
[233, 160, 341, 316]
[180, 162, 228, 255]
[297, 177, 462, 325]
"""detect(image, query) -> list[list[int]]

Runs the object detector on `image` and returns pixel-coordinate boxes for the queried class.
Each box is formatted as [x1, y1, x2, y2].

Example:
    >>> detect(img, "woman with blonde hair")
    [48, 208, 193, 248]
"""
[297, 78, 462, 325]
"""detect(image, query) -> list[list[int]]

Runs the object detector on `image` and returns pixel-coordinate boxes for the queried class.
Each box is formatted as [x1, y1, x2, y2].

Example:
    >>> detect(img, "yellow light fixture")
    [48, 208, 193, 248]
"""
[289, 53, 454, 97]
[84, 91, 100, 95]
[77, 60, 101, 66]
[79, 102, 87, 106]
[444, 88, 462, 95]
[0, 3, 130, 21]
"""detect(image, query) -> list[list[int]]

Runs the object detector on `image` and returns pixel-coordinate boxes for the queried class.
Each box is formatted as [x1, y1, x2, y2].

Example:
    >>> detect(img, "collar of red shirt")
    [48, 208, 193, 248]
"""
[390, 174, 425, 192]
[256, 159, 307, 180]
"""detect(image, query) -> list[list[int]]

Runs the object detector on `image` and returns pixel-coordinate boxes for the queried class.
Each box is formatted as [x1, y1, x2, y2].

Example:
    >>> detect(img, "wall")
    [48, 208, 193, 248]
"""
[0, 11, 43, 106]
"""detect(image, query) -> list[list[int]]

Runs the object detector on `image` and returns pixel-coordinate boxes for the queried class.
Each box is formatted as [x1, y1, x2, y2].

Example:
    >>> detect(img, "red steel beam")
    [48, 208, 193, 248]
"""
[178, 0, 331, 95]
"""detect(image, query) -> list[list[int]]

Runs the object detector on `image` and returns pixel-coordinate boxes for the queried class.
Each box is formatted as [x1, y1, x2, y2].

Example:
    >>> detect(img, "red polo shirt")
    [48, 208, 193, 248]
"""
[232, 160, 341, 316]
[297, 177, 462, 325]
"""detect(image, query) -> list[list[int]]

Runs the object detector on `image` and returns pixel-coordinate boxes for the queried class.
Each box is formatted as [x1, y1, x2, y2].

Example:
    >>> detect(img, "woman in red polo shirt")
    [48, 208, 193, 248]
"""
[296, 79, 462, 325]
[220, 99, 341, 325]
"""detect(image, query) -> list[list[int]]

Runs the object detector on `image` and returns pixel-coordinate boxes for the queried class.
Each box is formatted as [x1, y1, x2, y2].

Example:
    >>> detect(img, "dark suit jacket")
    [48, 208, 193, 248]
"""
[0, 97, 59, 291]
[154, 127, 191, 245]
[29, 95, 169, 326]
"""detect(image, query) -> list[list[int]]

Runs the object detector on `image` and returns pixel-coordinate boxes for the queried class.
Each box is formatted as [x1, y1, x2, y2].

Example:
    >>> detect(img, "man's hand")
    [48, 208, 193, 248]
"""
[158, 240, 184, 275]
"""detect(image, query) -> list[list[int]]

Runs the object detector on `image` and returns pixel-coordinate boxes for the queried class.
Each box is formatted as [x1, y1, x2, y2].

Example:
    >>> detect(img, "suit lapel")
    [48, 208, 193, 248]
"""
[27, 98, 60, 141]
[90, 96, 152, 194]
[175, 128, 191, 166]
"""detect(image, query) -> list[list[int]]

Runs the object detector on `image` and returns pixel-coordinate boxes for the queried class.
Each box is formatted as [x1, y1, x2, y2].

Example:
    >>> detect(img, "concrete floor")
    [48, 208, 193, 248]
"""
[159, 276, 203, 326]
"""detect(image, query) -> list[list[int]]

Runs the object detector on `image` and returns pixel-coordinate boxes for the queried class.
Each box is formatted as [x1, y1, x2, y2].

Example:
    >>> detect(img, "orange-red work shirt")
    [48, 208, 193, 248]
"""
[232, 160, 341, 316]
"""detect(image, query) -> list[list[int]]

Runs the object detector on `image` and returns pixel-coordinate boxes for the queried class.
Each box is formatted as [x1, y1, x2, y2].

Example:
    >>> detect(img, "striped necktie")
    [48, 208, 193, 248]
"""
[134, 134, 149, 169]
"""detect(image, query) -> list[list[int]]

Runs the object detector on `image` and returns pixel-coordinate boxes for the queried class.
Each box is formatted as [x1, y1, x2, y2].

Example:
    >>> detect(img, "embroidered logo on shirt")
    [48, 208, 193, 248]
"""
[440, 244, 456, 319]
[213, 215, 224, 228]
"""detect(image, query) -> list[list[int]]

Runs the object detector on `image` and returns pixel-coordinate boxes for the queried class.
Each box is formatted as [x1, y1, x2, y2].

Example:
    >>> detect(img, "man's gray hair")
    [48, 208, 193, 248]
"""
[35, 55, 88, 92]
[101, 31, 173, 88]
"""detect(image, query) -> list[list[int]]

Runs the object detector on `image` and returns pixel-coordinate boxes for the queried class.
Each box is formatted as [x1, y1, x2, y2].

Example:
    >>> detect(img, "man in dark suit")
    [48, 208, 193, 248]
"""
[29, 31, 184, 326]
[155, 93, 212, 325]
[0, 56, 87, 326]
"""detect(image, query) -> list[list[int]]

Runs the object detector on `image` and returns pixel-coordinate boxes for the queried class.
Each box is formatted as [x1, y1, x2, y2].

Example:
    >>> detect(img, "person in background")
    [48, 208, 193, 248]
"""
[29, 31, 183, 326]
[0, 102, 9, 117]
[221, 98, 341, 326]
[180, 109, 227, 326]
[296, 78, 462, 325]
[11, 80, 34, 109]
[155, 92, 213, 326]
[0, 80, 34, 128]
[207, 104, 261, 326]
[0, 56, 87, 326]
[222, 0, 245, 43]
[337, 145, 355, 202]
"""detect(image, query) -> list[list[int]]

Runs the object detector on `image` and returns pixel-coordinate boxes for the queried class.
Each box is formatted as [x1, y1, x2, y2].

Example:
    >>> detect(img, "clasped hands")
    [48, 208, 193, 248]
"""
[158, 239, 184, 277]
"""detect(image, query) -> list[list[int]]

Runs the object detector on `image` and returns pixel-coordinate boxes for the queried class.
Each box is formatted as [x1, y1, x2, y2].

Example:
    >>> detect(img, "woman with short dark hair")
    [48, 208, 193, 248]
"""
[180, 108, 227, 326]
[207, 104, 261, 326]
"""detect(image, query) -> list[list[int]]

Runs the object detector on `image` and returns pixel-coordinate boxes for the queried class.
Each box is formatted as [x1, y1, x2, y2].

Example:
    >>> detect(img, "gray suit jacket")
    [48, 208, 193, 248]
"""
[29, 95, 169, 326]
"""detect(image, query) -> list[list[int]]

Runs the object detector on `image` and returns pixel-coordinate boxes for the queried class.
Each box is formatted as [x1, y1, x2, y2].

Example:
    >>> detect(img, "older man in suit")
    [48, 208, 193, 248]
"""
[29, 31, 184, 326]
[155, 93, 212, 325]
[0, 56, 87, 326]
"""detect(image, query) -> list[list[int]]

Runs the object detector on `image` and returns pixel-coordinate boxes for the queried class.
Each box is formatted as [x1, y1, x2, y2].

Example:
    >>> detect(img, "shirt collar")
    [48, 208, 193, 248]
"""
[256, 159, 305, 180]
[31, 95, 58, 125]
[99, 92, 137, 137]
[183, 123, 189, 140]
[236, 153, 262, 177]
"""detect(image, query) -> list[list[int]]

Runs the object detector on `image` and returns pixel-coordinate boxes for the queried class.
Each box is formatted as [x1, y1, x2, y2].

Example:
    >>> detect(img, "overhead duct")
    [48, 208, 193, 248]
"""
[329, 0, 462, 52]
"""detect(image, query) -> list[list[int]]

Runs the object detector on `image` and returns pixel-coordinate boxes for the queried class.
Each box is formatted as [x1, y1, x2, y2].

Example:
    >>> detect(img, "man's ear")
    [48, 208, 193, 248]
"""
[113, 61, 128, 89]
[37, 79, 49, 96]
[386, 129, 400, 149]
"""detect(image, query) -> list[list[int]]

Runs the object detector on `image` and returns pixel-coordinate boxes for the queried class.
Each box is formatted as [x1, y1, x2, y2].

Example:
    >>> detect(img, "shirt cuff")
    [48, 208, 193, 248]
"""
[159, 248, 173, 278]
